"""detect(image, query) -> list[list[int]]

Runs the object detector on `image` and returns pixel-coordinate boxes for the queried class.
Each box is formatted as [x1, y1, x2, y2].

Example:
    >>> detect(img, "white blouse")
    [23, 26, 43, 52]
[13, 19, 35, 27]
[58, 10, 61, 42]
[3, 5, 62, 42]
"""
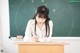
[23, 19, 53, 42]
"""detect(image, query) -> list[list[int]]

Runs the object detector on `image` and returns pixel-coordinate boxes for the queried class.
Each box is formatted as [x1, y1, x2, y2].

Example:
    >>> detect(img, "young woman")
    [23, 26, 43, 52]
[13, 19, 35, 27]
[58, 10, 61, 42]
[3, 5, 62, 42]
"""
[23, 5, 53, 42]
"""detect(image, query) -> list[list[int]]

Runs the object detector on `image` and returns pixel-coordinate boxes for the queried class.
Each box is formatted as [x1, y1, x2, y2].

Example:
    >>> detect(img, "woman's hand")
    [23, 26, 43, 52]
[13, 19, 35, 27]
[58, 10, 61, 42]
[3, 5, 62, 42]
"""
[33, 36, 39, 42]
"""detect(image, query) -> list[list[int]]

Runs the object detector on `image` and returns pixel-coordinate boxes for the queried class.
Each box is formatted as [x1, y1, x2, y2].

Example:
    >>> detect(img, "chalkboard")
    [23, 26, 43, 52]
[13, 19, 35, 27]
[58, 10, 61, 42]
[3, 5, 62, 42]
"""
[68, 0, 80, 2]
[9, 0, 80, 37]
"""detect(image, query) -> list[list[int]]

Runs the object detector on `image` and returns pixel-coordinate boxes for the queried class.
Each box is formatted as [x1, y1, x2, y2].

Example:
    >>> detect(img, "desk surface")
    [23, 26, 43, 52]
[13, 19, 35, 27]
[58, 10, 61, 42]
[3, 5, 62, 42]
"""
[16, 42, 69, 45]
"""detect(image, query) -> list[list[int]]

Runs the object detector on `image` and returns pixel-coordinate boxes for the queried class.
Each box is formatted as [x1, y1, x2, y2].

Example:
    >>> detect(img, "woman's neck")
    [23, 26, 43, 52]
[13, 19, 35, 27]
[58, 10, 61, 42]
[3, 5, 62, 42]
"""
[36, 23, 45, 30]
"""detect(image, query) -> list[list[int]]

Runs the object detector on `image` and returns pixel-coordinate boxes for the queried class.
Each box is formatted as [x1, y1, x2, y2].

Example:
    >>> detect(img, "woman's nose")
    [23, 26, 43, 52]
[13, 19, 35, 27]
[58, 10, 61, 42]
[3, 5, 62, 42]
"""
[38, 18, 41, 22]
[39, 19, 42, 21]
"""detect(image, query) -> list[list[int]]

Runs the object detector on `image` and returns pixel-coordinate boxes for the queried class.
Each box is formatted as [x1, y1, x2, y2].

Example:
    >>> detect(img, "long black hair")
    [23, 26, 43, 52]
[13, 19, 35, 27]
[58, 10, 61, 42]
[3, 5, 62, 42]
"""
[33, 5, 50, 37]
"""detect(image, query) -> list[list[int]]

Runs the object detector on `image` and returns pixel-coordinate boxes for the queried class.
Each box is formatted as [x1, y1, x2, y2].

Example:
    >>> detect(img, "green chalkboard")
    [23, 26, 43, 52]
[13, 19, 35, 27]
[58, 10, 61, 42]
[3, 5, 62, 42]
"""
[68, 0, 80, 2]
[9, 0, 80, 37]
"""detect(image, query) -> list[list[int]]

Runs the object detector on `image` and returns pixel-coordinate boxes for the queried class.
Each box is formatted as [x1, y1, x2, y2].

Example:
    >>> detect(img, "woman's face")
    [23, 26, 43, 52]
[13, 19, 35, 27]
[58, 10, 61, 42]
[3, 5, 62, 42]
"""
[36, 14, 46, 24]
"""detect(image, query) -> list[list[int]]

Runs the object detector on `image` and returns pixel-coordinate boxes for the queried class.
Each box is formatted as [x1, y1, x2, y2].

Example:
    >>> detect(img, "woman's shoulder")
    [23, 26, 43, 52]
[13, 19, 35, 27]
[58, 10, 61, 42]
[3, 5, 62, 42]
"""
[28, 19, 35, 24]
[49, 20, 53, 27]
[49, 20, 53, 24]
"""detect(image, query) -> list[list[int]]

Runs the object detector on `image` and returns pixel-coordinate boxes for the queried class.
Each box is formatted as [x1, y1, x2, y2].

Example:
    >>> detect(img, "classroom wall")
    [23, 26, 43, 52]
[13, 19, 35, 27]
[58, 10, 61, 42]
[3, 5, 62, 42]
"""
[0, 0, 17, 53]
[0, 0, 2, 48]
[0, 22, 1, 47]
[0, 0, 80, 53]
[0, 16, 1, 48]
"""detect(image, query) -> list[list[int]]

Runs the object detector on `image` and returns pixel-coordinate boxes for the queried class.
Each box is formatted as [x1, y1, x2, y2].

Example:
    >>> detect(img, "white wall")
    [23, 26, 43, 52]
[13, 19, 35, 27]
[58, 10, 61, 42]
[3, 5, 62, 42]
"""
[0, 0, 18, 53]
[0, 0, 2, 48]
[0, 14, 2, 47]
[0, 0, 80, 53]
[0, 18, 1, 47]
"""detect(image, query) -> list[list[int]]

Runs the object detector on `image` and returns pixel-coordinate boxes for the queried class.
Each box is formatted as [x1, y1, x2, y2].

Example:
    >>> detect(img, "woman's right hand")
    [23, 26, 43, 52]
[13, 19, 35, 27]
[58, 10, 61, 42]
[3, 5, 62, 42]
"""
[33, 35, 39, 42]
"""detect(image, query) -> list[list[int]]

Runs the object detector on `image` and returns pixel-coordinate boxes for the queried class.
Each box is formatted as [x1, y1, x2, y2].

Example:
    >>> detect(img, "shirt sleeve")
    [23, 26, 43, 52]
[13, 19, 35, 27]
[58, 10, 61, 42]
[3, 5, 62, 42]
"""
[23, 20, 32, 41]
[49, 20, 53, 37]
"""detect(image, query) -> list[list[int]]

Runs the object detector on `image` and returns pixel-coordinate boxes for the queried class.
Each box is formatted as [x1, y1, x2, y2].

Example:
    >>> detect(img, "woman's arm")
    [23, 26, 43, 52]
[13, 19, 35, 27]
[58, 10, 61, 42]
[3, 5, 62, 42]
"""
[49, 20, 53, 37]
[23, 20, 32, 41]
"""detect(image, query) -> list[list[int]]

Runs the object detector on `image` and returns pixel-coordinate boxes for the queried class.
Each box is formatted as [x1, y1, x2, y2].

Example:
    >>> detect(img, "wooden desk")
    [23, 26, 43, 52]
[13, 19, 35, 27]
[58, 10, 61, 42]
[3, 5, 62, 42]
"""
[17, 42, 64, 53]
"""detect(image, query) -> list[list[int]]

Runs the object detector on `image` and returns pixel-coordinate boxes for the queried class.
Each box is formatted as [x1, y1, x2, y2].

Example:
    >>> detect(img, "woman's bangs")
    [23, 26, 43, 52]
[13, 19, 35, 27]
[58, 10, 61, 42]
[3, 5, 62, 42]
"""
[38, 13, 47, 18]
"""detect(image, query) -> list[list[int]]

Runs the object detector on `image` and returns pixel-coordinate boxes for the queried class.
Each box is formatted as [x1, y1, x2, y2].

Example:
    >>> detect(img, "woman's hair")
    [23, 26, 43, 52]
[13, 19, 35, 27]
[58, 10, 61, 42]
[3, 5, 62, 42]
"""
[33, 5, 50, 37]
